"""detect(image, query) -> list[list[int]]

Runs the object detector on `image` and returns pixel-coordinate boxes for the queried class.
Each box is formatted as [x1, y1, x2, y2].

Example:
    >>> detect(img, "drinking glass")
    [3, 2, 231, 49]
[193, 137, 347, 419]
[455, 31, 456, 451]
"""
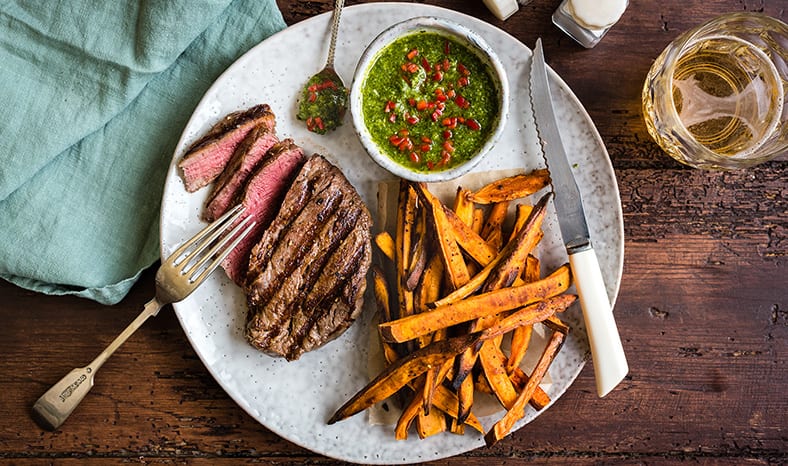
[643, 13, 788, 169]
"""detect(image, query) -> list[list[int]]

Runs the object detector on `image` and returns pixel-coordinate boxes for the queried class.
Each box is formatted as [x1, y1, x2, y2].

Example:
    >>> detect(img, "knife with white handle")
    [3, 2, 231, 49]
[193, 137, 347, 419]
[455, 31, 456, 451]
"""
[529, 38, 628, 397]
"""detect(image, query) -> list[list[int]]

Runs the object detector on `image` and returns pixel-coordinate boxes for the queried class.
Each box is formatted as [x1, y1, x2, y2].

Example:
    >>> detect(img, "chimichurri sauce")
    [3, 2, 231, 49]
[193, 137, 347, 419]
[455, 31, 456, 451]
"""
[361, 32, 500, 172]
[297, 70, 348, 135]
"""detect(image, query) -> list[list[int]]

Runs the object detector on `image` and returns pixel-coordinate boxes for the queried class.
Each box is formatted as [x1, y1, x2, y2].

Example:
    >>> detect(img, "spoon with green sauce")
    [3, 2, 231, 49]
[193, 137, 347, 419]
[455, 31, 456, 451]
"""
[297, 0, 348, 135]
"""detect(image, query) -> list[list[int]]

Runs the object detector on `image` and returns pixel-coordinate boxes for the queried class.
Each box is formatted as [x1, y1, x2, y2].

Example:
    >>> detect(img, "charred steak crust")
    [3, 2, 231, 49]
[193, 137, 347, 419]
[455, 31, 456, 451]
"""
[185, 104, 273, 154]
[178, 104, 275, 193]
[244, 155, 373, 360]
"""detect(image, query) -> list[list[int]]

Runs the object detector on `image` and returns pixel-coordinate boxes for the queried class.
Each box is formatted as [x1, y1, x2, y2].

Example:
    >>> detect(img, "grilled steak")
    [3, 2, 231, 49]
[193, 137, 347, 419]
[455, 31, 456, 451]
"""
[203, 123, 279, 222]
[244, 155, 373, 361]
[220, 140, 306, 285]
[178, 104, 275, 192]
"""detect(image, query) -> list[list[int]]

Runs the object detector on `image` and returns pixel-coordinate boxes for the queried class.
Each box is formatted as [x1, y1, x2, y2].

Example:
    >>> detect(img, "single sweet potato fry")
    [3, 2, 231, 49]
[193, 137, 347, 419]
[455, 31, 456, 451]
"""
[451, 347, 477, 391]
[415, 183, 470, 290]
[481, 201, 510, 251]
[479, 341, 519, 409]
[395, 384, 423, 440]
[481, 201, 509, 250]
[506, 324, 533, 375]
[469, 169, 551, 204]
[375, 231, 396, 262]
[453, 186, 475, 226]
[406, 233, 428, 292]
[509, 204, 533, 242]
[372, 266, 392, 323]
[456, 373, 474, 424]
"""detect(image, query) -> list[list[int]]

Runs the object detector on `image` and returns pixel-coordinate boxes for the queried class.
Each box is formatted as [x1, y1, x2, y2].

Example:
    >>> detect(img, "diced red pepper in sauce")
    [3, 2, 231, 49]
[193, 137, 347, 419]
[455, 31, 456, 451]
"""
[364, 33, 498, 171]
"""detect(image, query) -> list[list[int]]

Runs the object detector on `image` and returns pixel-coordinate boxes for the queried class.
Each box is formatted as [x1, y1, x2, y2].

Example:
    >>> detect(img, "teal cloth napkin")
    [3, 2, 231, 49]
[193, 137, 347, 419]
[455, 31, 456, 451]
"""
[0, 0, 286, 304]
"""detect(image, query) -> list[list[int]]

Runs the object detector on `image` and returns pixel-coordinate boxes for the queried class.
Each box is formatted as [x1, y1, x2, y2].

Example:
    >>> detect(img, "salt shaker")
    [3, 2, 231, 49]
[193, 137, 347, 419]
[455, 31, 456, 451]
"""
[553, 0, 628, 48]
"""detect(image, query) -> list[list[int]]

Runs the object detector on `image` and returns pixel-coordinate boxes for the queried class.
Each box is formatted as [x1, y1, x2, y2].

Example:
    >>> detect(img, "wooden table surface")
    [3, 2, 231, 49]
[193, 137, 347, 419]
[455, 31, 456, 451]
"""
[2, 1, 785, 464]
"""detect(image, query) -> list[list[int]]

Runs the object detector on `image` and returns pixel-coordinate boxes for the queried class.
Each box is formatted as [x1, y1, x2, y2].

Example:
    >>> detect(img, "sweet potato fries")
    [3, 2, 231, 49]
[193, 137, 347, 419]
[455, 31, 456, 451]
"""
[328, 170, 577, 446]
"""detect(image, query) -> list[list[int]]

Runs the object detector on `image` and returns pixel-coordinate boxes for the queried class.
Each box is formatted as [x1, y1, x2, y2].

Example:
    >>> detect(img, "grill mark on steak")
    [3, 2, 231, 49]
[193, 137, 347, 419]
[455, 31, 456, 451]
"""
[220, 142, 306, 285]
[245, 188, 346, 313]
[202, 127, 280, 222]
[287, 230, 370, 360]
[246, 205, 359, 352]
[259, 205, 361, 349]
[178, 104, 275, 192]
[244, 155, 373, 360]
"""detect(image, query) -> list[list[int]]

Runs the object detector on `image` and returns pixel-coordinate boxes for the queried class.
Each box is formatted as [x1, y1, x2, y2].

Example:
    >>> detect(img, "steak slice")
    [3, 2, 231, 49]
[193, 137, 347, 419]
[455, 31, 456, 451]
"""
[178, 104, 275, 192]
[202, 126, 280, 222]
[244, 155, 373, 361]
[220, 141, 306, 285]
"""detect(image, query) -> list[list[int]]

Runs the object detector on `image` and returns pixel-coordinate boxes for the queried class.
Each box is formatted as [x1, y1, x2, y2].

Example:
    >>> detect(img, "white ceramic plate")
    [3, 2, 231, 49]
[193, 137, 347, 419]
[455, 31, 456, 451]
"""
[159, 3, 624, 464]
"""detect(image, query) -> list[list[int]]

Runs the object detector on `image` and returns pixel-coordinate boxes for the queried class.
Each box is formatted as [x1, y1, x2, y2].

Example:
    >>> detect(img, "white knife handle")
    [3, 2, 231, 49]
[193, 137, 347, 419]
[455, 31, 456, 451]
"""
[568, 247, 628, 397]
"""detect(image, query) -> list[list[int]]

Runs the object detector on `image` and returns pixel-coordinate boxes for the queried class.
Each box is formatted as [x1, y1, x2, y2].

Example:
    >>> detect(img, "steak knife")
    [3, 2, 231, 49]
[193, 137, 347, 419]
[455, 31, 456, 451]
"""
[529, 39, 628, 397]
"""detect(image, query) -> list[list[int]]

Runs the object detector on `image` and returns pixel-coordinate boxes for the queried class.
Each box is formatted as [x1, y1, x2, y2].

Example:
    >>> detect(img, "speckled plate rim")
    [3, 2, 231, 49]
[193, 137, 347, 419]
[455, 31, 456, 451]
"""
[159, 3, 624, 464]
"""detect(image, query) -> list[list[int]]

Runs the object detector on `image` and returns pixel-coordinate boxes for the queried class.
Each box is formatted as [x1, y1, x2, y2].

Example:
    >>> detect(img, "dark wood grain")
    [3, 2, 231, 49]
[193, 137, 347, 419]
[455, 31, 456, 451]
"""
[1, 1, 786, 464]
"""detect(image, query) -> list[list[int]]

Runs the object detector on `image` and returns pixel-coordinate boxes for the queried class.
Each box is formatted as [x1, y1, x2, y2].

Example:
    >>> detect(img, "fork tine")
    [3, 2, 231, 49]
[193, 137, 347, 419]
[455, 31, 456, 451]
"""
[186, 217, 256, 285]
[166, 204, 245, 270]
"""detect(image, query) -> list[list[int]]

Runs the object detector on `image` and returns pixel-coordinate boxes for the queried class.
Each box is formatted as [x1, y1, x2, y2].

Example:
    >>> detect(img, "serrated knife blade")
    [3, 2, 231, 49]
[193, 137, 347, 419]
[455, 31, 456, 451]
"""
[529, 39, 628, 397]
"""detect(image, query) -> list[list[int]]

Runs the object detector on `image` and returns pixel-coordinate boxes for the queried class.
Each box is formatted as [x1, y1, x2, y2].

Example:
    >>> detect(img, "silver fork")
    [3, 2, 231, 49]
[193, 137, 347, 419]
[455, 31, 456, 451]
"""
[32, 204, 255, 431]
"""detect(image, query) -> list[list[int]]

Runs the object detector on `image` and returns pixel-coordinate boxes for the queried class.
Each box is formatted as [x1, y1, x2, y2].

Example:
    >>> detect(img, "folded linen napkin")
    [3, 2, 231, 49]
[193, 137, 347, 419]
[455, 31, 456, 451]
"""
[0, 0, 286, 304]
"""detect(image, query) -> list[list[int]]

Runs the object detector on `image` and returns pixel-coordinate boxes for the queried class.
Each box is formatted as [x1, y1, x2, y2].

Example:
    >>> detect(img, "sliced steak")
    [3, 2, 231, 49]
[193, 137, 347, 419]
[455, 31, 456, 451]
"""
[202, 127, 280, 222]
[244, 155, 373, 361]
[220, 142, 307, 285]
[178, 104, 275, 192]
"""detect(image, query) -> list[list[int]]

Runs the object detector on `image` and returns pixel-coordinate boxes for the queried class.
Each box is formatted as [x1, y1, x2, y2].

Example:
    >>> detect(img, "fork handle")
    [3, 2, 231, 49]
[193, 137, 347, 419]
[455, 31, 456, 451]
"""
[32, 297, 163, 430]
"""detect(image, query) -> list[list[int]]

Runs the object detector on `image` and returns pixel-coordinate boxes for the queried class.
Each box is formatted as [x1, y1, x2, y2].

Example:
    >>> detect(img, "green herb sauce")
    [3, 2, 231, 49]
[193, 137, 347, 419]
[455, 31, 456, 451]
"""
[361, 32, 500, 172]
[297, 71, 348, 134]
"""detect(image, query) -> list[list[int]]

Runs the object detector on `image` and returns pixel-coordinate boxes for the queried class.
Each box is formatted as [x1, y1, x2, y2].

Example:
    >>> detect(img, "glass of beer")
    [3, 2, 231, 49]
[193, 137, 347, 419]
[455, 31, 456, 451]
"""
[643, 13, 787, 169]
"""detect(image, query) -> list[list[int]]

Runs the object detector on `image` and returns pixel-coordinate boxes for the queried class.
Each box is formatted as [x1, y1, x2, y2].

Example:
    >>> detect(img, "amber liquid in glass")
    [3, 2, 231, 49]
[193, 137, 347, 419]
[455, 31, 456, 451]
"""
[671, 36, 783, 157]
